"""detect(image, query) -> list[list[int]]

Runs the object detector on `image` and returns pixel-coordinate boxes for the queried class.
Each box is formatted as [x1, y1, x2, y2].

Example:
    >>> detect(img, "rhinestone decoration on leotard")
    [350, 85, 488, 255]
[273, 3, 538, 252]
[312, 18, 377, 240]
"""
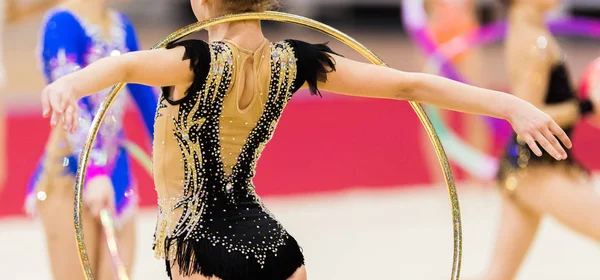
[153, 41, 300, 269]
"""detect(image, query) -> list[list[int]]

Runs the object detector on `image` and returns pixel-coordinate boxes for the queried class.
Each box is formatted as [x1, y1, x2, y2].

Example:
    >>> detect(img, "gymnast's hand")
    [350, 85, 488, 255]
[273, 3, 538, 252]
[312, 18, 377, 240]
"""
[41, 79, 79, 134]
[84, 176, 116, 217]
[507, 100, 571, 160]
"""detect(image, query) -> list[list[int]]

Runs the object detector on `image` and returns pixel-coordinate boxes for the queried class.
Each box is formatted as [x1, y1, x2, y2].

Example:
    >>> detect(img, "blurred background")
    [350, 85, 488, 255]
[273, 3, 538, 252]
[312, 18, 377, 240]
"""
[1, 0, 600, 279]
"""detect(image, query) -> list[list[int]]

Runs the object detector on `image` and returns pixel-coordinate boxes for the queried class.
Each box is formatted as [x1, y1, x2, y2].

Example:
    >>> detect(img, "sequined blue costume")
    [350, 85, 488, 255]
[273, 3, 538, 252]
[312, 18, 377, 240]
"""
[25, 8, 157, 220]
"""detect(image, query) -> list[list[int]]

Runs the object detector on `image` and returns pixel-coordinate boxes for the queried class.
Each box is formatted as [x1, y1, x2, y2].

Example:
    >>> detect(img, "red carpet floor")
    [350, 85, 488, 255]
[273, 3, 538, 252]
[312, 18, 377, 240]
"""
[2, 95, 599, 217]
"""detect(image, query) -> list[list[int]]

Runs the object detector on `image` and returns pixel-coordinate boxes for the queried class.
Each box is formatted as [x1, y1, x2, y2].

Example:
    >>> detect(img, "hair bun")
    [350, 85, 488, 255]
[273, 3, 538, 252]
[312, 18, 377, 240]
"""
[221, 0, 279, 13]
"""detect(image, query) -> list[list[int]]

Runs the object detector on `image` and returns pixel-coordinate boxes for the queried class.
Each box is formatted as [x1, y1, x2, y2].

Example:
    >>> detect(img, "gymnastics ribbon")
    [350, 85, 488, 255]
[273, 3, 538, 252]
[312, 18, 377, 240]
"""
[121, 140, 152, 174]
[424, 18, 600, 80]
[425, 105, 499, 179]
[403, 1, 600, 87]
[74, 11, 463, 280]
[402, 0, 600, 179]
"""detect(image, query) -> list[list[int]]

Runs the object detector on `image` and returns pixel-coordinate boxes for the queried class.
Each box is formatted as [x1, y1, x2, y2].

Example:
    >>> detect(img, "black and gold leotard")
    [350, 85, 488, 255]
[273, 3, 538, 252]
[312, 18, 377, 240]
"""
[498, 63, 587, 190]
[151, 38, 336, 280]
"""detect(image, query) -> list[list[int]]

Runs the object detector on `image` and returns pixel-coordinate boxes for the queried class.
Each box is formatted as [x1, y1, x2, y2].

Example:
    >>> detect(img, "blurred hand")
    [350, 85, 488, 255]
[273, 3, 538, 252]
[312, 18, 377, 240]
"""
[84, 176, 115, 218]
[6, 0, 63, 23]
[41, 79, 79, 133]
[507, 100, 571, 160]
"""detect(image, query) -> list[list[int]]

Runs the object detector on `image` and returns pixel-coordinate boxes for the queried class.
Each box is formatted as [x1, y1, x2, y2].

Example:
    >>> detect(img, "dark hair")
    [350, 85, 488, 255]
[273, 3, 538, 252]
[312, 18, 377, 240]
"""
[500, 0, 513, 6]
[220, 0, 279, 13]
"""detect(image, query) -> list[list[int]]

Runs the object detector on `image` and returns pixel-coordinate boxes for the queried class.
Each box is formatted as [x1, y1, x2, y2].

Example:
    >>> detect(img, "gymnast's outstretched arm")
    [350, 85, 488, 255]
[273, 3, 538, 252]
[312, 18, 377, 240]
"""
[40, 45, 570, 161]
[317, 54, 570, 160]
[40, 46, 192, 133]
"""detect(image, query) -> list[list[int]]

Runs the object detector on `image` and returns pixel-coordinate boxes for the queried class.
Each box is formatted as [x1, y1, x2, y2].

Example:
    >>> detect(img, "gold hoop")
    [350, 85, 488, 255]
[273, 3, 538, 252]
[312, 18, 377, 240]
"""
[74, 11, 462, 280]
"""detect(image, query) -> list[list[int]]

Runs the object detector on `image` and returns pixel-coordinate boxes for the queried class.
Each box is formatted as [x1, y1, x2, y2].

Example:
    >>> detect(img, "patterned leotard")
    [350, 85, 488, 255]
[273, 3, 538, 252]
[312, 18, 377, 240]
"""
[152, 38, 336, 280]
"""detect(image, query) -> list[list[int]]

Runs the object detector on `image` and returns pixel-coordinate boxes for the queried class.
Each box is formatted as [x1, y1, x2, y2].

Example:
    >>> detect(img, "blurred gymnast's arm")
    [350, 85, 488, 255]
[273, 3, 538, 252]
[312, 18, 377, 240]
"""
[5, 0, 60, 23]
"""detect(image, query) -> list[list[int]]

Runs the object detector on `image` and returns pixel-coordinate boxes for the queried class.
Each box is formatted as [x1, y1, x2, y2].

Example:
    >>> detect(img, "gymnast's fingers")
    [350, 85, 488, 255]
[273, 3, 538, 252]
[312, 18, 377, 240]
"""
[71, 108, 80, 134]
[522, 134, 542, 157]
[41, 88, 51, 117]
[533, 131, 561, 160]
[549, 121, 572, 149]
[63, 104, 75, 131]
[542, 128, 566, 159]
[49, 93, 64, 126]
